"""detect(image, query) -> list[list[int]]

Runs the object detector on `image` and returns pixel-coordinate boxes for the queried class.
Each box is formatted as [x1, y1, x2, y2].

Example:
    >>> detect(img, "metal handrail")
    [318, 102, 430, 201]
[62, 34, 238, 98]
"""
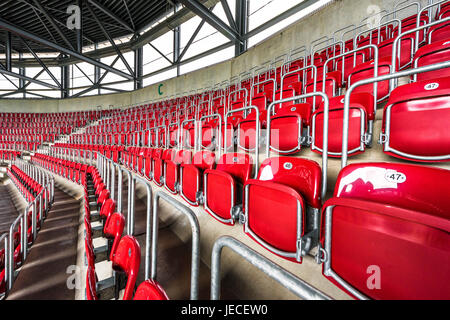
[226, 106, 260, 179]
[341, 60, 450, 167]
[0, 233, 8, 297]
[391, 16, 450, 88]
[380, 1, 420, 23]
[150, 192, 200, 300]
[199, 114, 223, 158]
[210, 236, 330, 300]
[265, 93, 329, 200]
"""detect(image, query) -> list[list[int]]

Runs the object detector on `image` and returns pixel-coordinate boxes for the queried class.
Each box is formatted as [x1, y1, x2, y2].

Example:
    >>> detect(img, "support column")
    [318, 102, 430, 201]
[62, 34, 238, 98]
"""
[174, 5, 181, 76]
[134, 47, 143, 90]
[174, 25, 181, 76]
[235, 0, 248, 56]
[19, 52, 25, 98]
[61, 55, 70, 99]
[76, 0, 83, 53]
[94, 43, 101, 95]
[6, 32, 12, 71]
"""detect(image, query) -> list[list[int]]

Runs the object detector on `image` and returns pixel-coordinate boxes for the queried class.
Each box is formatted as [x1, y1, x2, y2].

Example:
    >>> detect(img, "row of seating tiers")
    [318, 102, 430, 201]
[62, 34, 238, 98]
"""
[0, 110, 106, 151]
[0, 142, 41, 152]
[0, 165, 46, 296]
[63, 72, 450, 164]
[32, 154, 169, 300]
[0, 150, 20, 161]
[65, 25, 450, 163]
[52, 144, 125, 163]
[48, 138, 450, 299]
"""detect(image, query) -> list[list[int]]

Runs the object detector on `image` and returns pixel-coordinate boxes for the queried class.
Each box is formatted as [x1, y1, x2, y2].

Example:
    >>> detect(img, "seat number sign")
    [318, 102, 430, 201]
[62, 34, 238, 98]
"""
[385, 170, 407, 184]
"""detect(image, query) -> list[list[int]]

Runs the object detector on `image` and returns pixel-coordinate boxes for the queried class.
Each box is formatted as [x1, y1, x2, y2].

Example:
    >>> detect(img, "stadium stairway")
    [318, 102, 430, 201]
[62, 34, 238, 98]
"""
[0, 184, 22, 237]
[6, 186, 80, 300]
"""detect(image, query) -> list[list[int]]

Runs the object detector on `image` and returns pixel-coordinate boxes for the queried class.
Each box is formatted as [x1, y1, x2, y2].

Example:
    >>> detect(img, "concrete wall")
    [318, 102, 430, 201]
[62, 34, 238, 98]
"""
[0, 0, 429, 113]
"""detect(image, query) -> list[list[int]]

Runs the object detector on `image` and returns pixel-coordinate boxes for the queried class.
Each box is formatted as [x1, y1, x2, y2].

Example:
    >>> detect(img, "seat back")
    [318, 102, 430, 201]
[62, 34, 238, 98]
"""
[216, 153, 253, 185]
[162, 149, 175, 161]
[258, 157, 322, 209]
[112, 236, 141, 300]
[381, 77, 450, 161]
[173, 150, 192, 165]
[349, 57, 392, 101]
[322, 163, 450, 299]
[244, 157, 321, 262]
[104, 212, 125, 260]
[318, 92, 375, 120]
[413, 39, 450, 81]
[192, 151, 216, 171]
[100, 198, 116, 220]
[133, 280, 169, 300]
[86, 266, 98, 300]
[96, 187, 109, 206]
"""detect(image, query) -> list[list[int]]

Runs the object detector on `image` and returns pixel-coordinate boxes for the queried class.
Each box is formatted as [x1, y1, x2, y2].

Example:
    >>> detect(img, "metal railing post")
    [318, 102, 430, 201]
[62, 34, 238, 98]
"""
[151, 192, 200, 300]
[211, 236, 330, 300]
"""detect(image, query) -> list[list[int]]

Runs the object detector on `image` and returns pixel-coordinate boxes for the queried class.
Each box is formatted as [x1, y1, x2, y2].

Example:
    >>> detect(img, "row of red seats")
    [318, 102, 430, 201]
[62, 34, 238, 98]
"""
[121, 147, 320, 261]
[63, 37, 450, 165]
[1, 128, 72, 135]
[1, 165, 47, 296]
[32, 154, 169, 300]
[0, 142, 40, 152]
[0, 135, 58, 143]
[0, 150, 20, 161]
[52, 144, 125, 163]
[119, 145, 450, 299]
[74, 74, 449, 164]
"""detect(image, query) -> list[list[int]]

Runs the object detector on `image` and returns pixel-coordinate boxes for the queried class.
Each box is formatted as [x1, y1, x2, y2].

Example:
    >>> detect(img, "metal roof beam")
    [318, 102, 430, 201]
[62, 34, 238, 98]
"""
[244, 0, 320, 40]
[31, 0, 75, 50]
[87, 0, 135, 33]
[220, 0, 237, 31]
[132, 0, 220, 49]
[178, 0, 242, 42]
[0, 67, 59, 89]
[21, 37, 62, 88]
[0, 17, 135, 81]
[85, 1, 135, 78]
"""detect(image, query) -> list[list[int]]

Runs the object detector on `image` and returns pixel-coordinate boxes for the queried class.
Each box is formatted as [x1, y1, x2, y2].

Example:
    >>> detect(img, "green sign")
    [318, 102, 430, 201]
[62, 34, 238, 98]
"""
[158, 83, 164, 96]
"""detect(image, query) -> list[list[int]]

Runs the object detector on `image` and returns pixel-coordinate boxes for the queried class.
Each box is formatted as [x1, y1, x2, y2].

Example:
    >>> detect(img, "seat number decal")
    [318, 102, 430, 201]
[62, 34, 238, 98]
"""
[283, 162, 293, 170]
[424, 83, 439, 90]
[385, 170, 406, 184]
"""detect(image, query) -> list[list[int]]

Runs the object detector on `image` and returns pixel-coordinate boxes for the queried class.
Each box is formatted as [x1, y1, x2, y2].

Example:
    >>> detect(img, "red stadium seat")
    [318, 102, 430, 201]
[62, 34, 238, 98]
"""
[348, 57, 393, 102]
[153, 149, 174, 187]
[204, 153, 253, 225]
[111, 236, 141, 301]
[243, 157, 322, 263]
[312, 92, 375, 157]
[86, 266, 98, 300]
[180, 151, 216, 206]
[164, 150, 192, 194]
[413, 38, 450, 81]
[429, 19, 450, 43]
[321, 163, 450, 300]
[268, 103, 312, 155]
[380, 77, 450, 162]
[103, 212, 125, 261]
[134, 280, 169, 300]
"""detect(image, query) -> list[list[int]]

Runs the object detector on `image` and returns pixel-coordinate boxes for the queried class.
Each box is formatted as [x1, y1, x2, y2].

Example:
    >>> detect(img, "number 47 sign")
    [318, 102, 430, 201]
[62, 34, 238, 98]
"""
[385, 170, 407, 184]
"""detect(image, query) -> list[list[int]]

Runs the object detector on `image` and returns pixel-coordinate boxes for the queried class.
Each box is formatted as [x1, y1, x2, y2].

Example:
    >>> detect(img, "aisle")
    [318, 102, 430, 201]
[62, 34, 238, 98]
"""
[7, 187, 80, 300]
[0, 184, 21, 235]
